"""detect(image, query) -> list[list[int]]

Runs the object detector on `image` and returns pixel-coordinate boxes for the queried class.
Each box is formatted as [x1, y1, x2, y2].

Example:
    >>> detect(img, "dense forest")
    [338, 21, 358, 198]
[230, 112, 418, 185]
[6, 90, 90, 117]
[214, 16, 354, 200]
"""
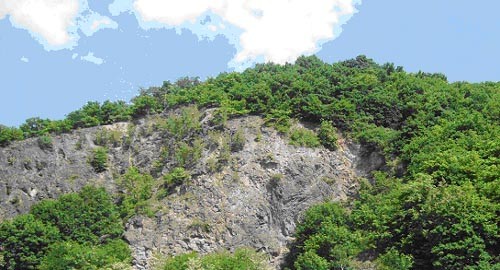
[0, 55, 498, 269]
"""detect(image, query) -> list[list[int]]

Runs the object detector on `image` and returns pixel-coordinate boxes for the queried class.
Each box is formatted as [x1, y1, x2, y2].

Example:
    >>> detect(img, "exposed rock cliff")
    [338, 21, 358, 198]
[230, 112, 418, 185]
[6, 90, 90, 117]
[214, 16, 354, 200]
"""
[0, 108, 384, 269]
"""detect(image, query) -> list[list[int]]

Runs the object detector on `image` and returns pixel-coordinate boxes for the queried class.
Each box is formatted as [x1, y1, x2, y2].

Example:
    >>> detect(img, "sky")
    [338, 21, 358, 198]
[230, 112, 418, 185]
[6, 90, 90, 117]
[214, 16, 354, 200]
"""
[0, 0, 499, 127]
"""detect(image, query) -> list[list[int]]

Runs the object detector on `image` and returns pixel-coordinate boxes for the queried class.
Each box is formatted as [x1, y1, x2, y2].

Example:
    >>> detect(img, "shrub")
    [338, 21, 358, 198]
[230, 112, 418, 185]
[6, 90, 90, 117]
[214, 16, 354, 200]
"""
[318, 121, 338, 150]
[118, 167, 154, 218]
[289, 127, 320, 148]
[38, 135, 53, 150]
[231, 128, 246, 152]
[39, 239, 131, 270]
[163, 167, 191, 191]
[90, 147, 108, 173]
[0, 125, 23, 146]
[160, 248, 270, 270]
[0, 214, 60, 270]
[30, 186, 123, 244]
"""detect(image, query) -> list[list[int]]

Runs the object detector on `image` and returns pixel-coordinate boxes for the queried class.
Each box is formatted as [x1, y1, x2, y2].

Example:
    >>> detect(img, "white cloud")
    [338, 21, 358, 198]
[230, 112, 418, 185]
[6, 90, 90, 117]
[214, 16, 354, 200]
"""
[91, 18, 112, 30]
[130, 0, 361, 66]
[0, 0, 79, 46]
[20, 57, 29, 63]
[81, 52, 105, 65]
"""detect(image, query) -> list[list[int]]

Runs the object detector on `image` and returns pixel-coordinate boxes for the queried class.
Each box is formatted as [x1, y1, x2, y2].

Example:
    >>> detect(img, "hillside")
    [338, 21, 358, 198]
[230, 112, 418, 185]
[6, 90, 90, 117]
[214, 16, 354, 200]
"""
[0, 55, 498, 269]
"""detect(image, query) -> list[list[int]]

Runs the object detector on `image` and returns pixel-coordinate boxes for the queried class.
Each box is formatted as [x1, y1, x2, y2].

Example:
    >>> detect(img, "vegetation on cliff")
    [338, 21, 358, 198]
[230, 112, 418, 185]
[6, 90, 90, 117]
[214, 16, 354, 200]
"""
[0, 55, 498, 269]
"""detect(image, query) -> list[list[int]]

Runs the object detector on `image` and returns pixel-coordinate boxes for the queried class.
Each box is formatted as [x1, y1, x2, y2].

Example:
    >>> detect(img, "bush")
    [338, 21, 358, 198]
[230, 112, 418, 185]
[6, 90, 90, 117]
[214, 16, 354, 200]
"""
[0, 214, 60, 270]
[118, 167, 154, 218]
[160, 248, 270, 270]
[0, 187, 127, 270]
[289, 127, 320, 148]
[39, 239, 131, 270]
[38, 135, 53, 150]
[231, 128, 246, 152]
[318, 121, 338, 150]
[30, 186, 123, 244]
[163, 167, 191, 191]
[90, 147, 108, 173]
[0, 125, 23, 146]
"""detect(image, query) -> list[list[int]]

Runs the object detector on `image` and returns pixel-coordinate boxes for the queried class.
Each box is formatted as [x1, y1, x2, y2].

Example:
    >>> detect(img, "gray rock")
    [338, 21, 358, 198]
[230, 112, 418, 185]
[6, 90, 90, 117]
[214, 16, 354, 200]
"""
[0, 110, 384, 269]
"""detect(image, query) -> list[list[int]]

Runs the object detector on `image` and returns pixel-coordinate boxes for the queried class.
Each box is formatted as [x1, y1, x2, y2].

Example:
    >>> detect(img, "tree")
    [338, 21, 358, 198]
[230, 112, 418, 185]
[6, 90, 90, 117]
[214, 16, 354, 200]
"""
[0, 214, 60, 270]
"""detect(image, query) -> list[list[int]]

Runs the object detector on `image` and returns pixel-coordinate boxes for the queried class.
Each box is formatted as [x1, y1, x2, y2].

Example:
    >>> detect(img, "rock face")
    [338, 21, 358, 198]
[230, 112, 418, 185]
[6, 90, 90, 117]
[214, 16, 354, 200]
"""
[0, 108, 384, 269]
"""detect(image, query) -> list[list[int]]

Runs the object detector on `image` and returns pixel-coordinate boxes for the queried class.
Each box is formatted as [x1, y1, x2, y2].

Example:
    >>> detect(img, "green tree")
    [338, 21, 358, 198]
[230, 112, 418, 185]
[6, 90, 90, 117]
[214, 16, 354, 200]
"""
[0, 214, 60, 270]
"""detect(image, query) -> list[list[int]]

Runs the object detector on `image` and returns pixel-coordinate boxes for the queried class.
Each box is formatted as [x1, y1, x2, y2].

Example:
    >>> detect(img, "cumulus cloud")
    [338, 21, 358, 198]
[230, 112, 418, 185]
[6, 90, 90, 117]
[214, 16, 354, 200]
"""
[0, 0, 79, 46]
[132, 0, 360, 65]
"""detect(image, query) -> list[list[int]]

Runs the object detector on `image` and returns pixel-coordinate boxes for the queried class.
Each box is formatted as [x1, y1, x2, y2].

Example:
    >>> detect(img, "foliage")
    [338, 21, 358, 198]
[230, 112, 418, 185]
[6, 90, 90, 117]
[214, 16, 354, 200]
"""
[0, 125, 23, 146]
[118, 167, 154, 218]
[0, 187, 128, 270]
[160, 248, 270, 270]
[163, 167, 191, 191]
[230, 128, 246, 152]
[318, 120, 338, 150]
[39, 239, 131, 270]
[0, 214, 60, 270]
[1, 55, 498, 269]
[37, 135, 53, 150]
[90, 147, 108, 173]
[288, 127, 320, 148]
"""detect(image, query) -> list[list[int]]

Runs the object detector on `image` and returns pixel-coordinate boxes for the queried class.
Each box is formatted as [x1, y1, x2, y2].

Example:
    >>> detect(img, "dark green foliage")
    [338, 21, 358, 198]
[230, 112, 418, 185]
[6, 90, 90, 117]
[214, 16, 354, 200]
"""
[30, 186, 123, 244]
[0, 187, 128, 270]
[160, 248, 270, 270]
[0, 214, 60, 270]
[20, 117, 51, 138]
[100, 100, 131, 124]
[131, 95, 161, 117]
[0, 55, 498, 269]
[290, 173, 499, 270]
[90, 147, 108, 172]
[118, 167, 154, 218]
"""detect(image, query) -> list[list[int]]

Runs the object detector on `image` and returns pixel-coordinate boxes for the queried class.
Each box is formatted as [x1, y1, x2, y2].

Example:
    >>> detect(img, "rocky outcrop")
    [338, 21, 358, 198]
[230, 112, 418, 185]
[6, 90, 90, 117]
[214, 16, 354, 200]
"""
[0, 108, 384, 269]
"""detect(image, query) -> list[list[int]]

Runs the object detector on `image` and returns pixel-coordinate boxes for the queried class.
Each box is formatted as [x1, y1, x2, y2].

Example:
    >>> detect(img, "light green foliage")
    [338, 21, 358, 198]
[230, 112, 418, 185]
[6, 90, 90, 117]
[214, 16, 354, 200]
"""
[95, 128, 123, 147]
[163, 167, 191, 191]
[161, 252, 198, 270]
[375, 249, 413, 270]
[230, 128, 245, 152]
[118, 167, 154, 218]
[39, 239, 131, 270]
[288, 127, 320, 148]
[160, 248, 270, 270]
[188, 219, 211, 233]
[0, 125, 23, 146]
[1, 55, 498, 269]
[174, 139, 204, 168]
[318, 121, 338, 150]
[164, 106, 201, 139]
[37, 135, 53, 150]
[90, 147, 108, 173]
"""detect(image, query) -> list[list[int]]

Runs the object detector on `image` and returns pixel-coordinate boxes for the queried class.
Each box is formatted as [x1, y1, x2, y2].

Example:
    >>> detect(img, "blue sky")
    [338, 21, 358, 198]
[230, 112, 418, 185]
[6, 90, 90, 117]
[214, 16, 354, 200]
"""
[0, 0, 499, 126]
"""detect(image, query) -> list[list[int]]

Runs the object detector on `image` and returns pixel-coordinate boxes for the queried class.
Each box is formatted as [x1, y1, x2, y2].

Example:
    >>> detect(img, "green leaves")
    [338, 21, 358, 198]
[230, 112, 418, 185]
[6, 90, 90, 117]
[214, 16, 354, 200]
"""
[0, 187, 127, 270]
[160, 248, 270, 270]
[90, 147, 108, 173]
